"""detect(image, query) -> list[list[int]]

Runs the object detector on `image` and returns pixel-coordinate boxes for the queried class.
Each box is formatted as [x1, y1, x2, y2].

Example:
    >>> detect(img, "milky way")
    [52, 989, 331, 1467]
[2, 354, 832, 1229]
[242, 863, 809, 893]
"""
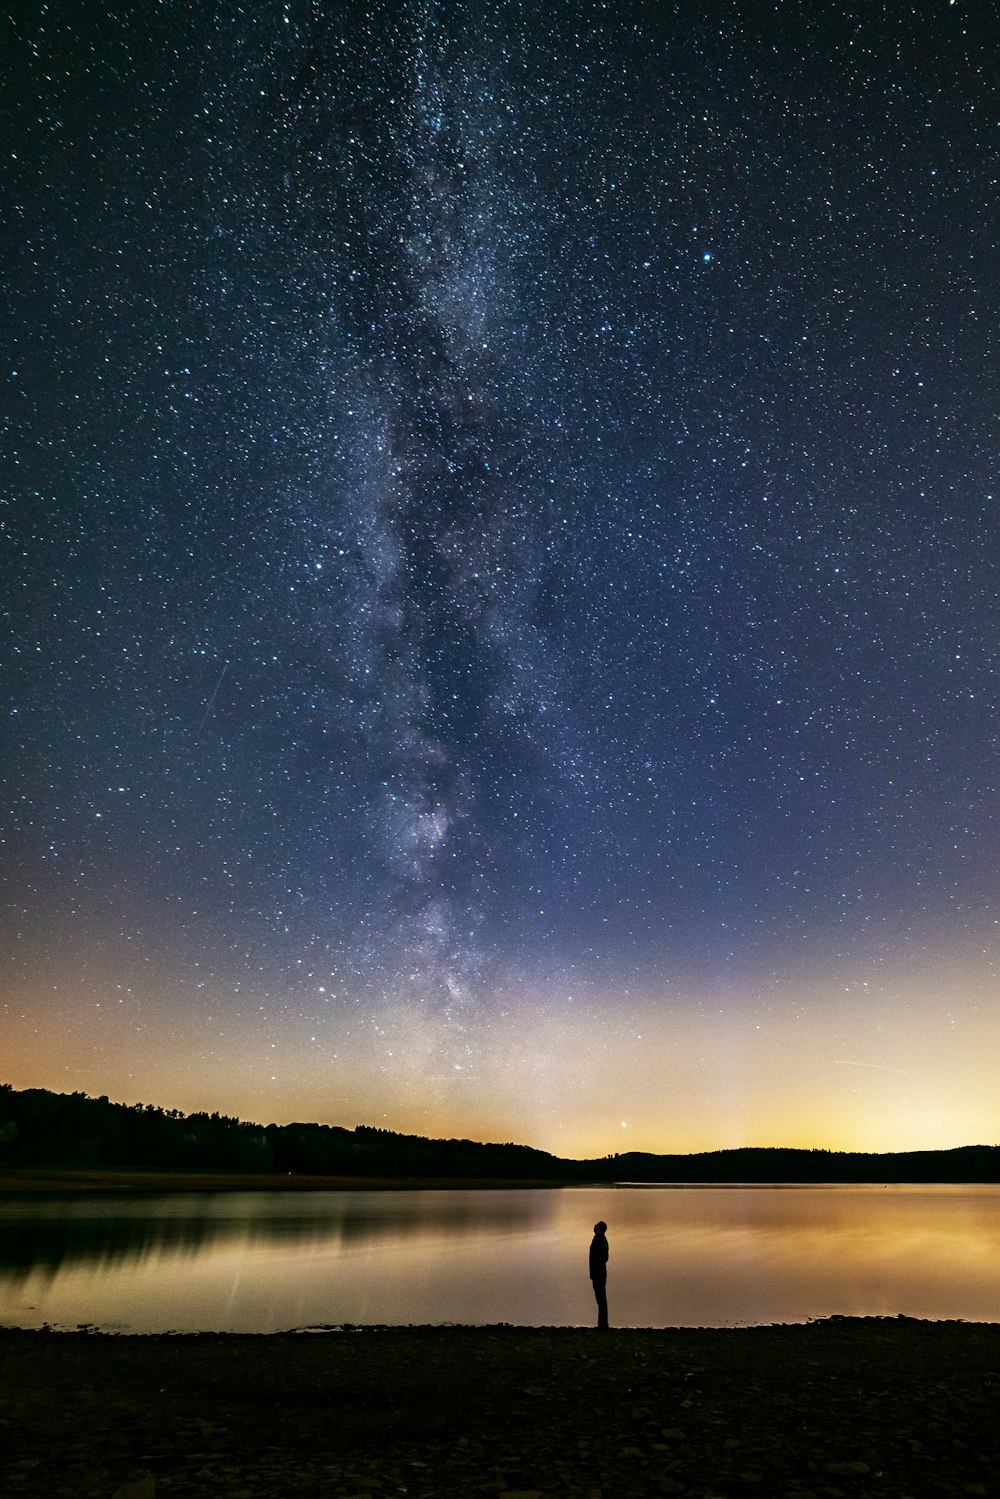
[3, 1, 999, 1152]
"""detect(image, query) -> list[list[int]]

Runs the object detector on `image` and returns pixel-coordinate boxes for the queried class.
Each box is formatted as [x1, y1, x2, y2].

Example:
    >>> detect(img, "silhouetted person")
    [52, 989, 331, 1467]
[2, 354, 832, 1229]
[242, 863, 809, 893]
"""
[589, 1220, 609, 1329]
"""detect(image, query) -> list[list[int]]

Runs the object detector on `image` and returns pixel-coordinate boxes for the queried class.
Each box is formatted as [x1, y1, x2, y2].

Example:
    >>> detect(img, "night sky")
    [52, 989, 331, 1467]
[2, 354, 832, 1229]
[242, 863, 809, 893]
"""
[4, 0, 999, 1157]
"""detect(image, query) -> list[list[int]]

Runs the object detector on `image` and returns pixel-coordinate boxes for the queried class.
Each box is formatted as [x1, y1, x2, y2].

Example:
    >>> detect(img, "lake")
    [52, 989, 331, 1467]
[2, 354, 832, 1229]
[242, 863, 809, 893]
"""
[1, 1183, 999, 1332]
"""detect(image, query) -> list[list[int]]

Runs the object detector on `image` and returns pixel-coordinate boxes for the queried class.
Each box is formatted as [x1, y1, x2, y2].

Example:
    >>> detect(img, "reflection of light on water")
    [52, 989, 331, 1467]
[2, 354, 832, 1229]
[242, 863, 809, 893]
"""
[1, 1185, 999, 1333]
[0, 1189, 548, 1278]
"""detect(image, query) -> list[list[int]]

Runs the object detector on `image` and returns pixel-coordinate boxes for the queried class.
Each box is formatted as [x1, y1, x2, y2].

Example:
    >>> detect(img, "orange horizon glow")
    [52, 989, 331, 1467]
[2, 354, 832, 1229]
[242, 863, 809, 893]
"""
[4, 942, 999, 1161]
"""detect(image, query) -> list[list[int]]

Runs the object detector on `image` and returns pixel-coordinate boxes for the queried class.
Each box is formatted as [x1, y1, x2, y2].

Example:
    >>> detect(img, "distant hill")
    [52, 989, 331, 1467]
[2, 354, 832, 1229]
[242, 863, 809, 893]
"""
[2, 1083, 998, 1183]
[600, 1145, 1000, 1184]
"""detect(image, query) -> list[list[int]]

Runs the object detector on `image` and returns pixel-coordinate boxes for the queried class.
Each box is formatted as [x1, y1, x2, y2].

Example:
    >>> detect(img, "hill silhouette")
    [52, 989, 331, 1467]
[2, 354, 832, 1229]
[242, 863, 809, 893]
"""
[2, 1083, 998, 1183]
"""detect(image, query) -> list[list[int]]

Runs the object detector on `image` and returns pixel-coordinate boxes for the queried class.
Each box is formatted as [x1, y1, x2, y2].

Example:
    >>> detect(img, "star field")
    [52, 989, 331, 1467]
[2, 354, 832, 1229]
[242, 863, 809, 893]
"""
[3, 0, 999, 1155]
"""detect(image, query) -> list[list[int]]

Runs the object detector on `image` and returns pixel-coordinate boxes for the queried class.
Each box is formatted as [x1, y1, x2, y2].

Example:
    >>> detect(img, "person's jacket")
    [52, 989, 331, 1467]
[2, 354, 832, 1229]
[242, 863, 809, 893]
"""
[589, 1234, 608, 1281]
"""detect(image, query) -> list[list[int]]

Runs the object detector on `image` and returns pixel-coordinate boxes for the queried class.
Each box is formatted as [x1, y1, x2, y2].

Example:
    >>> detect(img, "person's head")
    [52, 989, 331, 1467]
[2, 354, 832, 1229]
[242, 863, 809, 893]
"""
[594, 1220, 607, 1235]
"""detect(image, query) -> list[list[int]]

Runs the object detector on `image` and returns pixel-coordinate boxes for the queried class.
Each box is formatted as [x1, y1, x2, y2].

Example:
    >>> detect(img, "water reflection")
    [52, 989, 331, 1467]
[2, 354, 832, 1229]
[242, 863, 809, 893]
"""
[1, 1185, 998, 1332]
[0, 1189, 546, 1276]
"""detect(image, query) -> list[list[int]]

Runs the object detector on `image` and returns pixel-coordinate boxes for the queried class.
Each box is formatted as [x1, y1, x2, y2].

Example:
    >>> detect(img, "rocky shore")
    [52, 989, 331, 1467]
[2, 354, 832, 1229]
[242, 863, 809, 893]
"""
[2, 1319, 999, 1498]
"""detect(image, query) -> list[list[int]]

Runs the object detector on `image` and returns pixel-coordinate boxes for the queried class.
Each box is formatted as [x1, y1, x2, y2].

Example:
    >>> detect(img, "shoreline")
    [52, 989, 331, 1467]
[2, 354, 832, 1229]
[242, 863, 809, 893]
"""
[3, 1167, 995, 1195]
[0, 1167, 585, 1194]
[3, 1319, 1000, 1496]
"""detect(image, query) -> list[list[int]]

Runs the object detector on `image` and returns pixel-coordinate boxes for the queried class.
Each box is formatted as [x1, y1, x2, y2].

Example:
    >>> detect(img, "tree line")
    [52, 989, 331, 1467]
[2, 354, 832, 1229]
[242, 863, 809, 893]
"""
[0, 1084, 562, 1177]
[1, 1084, 998, 1182]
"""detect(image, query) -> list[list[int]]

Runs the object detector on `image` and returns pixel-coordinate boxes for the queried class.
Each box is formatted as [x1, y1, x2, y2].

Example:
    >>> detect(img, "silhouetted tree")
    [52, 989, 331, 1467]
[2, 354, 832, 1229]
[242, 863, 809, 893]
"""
[1, 1084, 998, 1183]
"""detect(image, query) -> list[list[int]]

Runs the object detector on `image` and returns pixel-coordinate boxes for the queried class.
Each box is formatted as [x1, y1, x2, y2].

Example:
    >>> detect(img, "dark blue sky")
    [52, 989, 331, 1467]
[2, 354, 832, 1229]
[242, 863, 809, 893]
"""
[4, 0, 999, 1153]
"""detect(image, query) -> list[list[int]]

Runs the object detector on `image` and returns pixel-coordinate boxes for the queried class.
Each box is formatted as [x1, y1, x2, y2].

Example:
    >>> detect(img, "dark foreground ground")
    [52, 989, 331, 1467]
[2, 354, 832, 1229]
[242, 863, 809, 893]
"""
[2, 1320, 999, 1499]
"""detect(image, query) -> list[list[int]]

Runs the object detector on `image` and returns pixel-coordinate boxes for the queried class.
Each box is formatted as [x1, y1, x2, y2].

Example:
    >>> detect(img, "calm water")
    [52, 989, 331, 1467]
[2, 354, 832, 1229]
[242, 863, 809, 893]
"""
[1, 1184, 999, 1332]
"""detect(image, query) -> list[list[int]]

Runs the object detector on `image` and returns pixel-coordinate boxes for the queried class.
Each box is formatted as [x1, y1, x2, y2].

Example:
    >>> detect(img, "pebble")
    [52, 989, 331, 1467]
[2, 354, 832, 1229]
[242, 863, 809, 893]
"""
[112, 1474, 156, 1499]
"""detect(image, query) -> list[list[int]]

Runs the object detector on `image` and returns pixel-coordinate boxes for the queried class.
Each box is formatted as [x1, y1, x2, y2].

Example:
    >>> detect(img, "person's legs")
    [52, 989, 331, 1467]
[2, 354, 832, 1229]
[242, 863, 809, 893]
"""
[593, 1277, 609, 1329]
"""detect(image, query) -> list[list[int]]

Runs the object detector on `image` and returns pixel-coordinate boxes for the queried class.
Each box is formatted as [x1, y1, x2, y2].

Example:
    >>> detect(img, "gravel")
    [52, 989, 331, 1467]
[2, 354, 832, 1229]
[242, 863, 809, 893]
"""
[2, 1318, 999, 1497]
